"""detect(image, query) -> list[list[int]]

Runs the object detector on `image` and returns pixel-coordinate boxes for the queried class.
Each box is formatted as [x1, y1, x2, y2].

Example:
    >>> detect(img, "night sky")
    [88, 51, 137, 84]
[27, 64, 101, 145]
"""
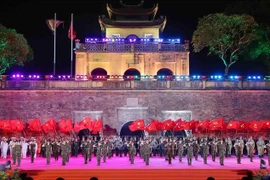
[0, 0, 266, 76]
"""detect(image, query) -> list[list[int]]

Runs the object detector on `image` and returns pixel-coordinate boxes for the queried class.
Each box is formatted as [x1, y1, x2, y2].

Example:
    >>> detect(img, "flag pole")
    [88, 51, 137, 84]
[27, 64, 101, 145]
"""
[71, 13, 73, 76]
[53, 13, 57, 75]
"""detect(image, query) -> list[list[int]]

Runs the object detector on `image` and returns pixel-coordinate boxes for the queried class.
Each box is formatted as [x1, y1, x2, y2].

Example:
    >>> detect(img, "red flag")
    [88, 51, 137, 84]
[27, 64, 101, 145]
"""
[73, 122, 84, 133]
[68, 23, 76, 40]
[58, 119, 73, 133]
[0, 120, 11, 132]
[46, 19, 64, 32]
[227, 120, 239, 130]
[10, 120, 24, 132]
[161, 119, 176, 131]
[189, 120, 199, 132]
[249, 120, 263, 132]
[81, 117, 92, 130]
[28, 119, 42, 132]
[145, 120, 159, 132]
[196, 120, 210, 132]
[238, 120, 249, 131]
[92, 119, 103, 134]
[208, 118, 224, 130]
[42, 117, 57, 133]
[129, 119, 145, 132]
[261, 120, 270, 129]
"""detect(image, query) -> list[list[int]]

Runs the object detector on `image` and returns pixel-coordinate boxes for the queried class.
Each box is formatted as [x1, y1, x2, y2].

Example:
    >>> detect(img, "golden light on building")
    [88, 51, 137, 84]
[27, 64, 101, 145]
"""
[75, 0, 190, 78]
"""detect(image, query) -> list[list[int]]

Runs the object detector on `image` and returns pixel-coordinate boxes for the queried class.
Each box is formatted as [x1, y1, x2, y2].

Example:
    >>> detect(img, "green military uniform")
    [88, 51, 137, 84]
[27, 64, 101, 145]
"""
[144, 142, 151, 165]
[15, 142, 22, 166]
[88, 140, 94, 161]
[234, 140, 242, 164]
[102, 141, 109, 162]
[210, 140, 217, 162]
[201, 142, 209, 164]
[66, 140, 71, 162]
[82, 140, 90, 164]
[52, 141, 60, 161]
[218, 140, 226, 165]
[44, 142, 52, 165]
[29, 141, 36, 163]
[256, 138, 265, 158]
[193, 141, 200, 161]
[11, 142, 16, 165]
[247, 139, 255, 162]
[73, 139, 80, 157]
[61, 142, 68, 166]
[178, 141, 184, 162]
[128, 142, 136, 164]
[166, 143, 173, 164]
[186, 142, 193, 165]
[96, 143, 102, 166]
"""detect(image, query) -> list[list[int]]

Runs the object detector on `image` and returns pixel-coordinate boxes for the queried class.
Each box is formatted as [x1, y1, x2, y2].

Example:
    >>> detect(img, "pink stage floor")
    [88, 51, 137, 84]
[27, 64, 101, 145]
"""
[0, 154, 265, 170]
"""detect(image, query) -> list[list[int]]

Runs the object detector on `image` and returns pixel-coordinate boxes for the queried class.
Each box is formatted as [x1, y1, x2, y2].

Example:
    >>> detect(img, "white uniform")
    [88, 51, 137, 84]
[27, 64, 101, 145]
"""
[21, 141, 29, 158]
[1, 140, 8, 159]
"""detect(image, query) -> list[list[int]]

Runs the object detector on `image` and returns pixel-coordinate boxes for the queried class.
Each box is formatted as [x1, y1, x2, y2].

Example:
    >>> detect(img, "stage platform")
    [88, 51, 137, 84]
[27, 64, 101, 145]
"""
[2, 155, 268, 180]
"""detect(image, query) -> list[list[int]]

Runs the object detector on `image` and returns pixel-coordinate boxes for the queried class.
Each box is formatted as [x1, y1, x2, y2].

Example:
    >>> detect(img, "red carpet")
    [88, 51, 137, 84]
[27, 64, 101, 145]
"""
[2, 155, 267, 180]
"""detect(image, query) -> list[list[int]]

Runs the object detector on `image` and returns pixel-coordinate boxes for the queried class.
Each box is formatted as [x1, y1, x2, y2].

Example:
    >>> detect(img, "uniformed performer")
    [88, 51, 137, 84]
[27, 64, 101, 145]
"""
[29, 138, 36, 163]
[234, 140, 242, 164]
[218, 139, 226, 166]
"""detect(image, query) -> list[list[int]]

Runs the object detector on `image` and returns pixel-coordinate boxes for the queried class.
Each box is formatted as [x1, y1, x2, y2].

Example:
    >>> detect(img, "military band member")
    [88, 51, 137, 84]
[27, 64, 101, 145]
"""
[73, 138, 80, 158]
[234, 140, 242, 164]
[52, 139, 60, 161]
[128, 141, 136, 164]
[61, 140, 68, 166]
[96, 142, 102, 166]
[218, 139, 226, 166]
[186, 141, 193, 165]
[166, 142, 173, 164]
[29, 138, 36, 163]
[193, 140, 200, 161]
[210, 139, 218, 162]
[225, 137, 232, 157]
[246, 138, 255, 162]
[81, 139, 90, 164]
[201, 140, 209, 164]
[256, 136, 265, 158]
[14, 140, 22, 166]
[178, 139, 185, 162]
[102, 139, 109, 162]
[43, 140, 52, 165]
[239, 136, 244, 157]
[144, 140, 152, 165]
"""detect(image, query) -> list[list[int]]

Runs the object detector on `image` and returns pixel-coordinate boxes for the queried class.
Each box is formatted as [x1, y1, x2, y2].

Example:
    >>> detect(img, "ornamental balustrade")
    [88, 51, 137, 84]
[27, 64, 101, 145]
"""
[76, 43, 186, 52]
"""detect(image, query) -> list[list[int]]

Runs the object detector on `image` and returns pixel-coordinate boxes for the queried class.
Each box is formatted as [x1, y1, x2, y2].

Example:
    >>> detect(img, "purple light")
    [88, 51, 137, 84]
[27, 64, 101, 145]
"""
[50, 75, 53, 78]
[67, 75, 70, 78]
[33, 75, 36, 78]
[29, 75, 32, 78]
[58, 76, 61, 78]
[37, 75, 40, 78]
[16, 74, 20, 77]
[12, 75, 15, 78]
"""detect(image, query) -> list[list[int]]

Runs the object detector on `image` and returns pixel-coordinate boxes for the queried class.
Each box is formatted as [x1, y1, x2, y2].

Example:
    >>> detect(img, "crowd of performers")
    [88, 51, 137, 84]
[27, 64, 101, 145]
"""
[1, 135, 270, 167]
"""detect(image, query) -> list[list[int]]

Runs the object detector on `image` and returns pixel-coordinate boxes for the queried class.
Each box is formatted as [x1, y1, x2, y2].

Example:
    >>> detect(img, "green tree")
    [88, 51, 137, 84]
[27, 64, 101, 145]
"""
[192, 13, 257, 76]
[0, 24, 33, 75]
[225, 0, 270, 74]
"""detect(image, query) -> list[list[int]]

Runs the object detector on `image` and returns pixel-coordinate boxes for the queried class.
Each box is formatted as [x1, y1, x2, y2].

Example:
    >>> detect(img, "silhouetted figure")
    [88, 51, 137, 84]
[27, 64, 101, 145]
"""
[56, 178, 65, 180]
[25, 177, 34, 180]
[260, 158, 266, 169]
[90, 177, 99, 180]
[207, 177, 215, 180]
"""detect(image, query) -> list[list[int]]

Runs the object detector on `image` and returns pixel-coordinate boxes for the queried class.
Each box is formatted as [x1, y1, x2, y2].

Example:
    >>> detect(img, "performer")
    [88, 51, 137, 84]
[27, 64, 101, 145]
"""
[73, 138, 80, 158]
[218, 139, 226, 166]
[256, 136, 265, 158]
[225, 137, 232, 157]
[128, 141, 136, 164]
[52, 139, 60, 161]
[266, 141, 270, 166]
[43, 140, 52, 165]
[210, 139, 217, 162]
[201, 140, 209, 164]
[66, 138, 71, 162]
[193, 140, 200, 161]
[186, 141, 193, 166]
[166, 141, 173, 164]
[29, 138, 36, 163]
[81, 138, 90, 164]
[9, 137, 16, 158]
[239, 136, 244, 157]
[144, 140, 152, 165]
[1, 137, 8, 159]
[96, 142, 102, 166]
[246, 138, 255, 162]
[14, 140, 22, 166]
[234, 140, 242, 164]
[177, 139, 185, 162]
[21, 138, 29, 159]
[60, 140, 68, 166]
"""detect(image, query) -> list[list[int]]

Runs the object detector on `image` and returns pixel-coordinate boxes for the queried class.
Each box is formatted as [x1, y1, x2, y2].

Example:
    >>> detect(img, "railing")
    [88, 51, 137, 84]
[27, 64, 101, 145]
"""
[76, 43, 187, 52]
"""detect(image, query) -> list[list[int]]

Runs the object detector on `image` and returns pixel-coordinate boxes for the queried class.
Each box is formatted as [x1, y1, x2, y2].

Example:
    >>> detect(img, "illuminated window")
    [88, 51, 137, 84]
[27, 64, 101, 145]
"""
[112, 34, 120, 38]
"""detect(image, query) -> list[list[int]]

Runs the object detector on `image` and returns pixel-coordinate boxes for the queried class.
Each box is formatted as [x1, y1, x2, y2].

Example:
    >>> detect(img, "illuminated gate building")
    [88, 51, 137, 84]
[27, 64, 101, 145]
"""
[75, 0, 190, 79]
